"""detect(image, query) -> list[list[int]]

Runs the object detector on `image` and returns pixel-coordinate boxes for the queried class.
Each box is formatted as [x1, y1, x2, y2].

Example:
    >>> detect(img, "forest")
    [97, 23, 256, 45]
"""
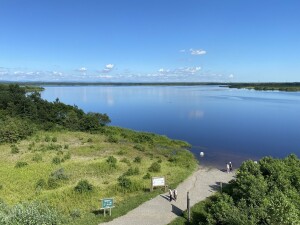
[0, 84, 111, 143]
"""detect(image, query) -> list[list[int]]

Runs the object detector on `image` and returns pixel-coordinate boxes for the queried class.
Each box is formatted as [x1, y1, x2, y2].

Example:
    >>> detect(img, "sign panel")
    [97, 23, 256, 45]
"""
[101, 198, 114, 209]
[152, 177, 165, 187]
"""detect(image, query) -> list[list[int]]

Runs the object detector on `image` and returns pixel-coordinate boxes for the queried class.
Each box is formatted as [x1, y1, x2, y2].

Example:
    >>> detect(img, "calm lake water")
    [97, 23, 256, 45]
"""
[41, 85, 300, 168]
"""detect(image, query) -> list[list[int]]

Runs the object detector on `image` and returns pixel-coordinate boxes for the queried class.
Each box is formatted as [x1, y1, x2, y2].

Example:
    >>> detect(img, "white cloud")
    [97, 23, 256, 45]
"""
[78, 67, 87, 72]
[189, 48, 207, 55]
[106, 64, 114, 69]
[179, 49, 186, 53]
[102, 64, 114, 73]
[229, 74, 234, 78]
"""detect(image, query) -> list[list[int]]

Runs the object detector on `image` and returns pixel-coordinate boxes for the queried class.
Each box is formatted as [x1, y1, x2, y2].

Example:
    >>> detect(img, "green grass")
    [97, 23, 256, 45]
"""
[0, 127, 197, 224]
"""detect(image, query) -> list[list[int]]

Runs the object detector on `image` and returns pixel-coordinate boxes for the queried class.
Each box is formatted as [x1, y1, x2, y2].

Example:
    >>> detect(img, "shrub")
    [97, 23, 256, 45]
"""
[44, 135, 51, 142]
[52, 156, 61, 165]
[120, 158, 131, 166]
[0, 117, 35, 143]
[0, 184, 3, 190]
[74, 180, 93, 193]
[32, 154, 43, 162]
[133, 156, 142, 163]
[63, 152, 71, 160]
[106, 135, 118, 143]
[87, 138, 93, 143]
[107, 156, 117, 168]
[64, 144, 69, 149]
[35, 179, 47, 190]
[134, 144, 145, 152]
[15, 161, 28, 168]
[28, 141, 35, 151]
[10, 145, 19, 154]
[148, 162, 161, 172]
[70, 209, 81, 218]
[47, 177, 59, 189]
[143, 173, 151, 179]
[51, 168, 68, 181]
[124, 167, 140, 176]
[118, 176, 132, 189]
[47, 143, 62, 151]
[52, 137, 57, 142]
[1, 201, 62, 225]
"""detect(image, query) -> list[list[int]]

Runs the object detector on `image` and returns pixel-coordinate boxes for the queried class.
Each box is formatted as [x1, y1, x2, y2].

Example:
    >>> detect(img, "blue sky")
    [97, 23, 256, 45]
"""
[0, 0, 300, 82]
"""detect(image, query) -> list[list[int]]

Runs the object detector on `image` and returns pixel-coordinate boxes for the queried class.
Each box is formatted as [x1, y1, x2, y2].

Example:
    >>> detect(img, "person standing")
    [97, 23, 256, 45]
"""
[229, 162, 233, 172]
[173, 189, 178, 201]
[226, 163, 230, 173]
[169, 189, 173, 202]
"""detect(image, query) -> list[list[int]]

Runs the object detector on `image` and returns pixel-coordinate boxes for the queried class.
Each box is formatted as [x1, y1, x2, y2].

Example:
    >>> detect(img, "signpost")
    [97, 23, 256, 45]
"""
[151, 177, 167, 192]
[100, 198, 114, 216]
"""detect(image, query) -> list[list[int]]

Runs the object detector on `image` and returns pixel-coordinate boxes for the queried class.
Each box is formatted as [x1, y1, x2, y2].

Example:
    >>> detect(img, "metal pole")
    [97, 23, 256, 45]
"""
[220, 182, 223, 193]
[187, 191, 190, 223]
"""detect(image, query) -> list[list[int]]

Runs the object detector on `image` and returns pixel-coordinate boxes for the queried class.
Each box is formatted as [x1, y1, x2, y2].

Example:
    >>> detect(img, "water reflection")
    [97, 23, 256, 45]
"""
[189, 110, 204, 119]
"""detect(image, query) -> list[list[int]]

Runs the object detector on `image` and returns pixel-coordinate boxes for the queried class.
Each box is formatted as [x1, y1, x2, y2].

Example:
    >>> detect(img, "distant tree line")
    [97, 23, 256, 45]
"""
[0, 84, 110, 143]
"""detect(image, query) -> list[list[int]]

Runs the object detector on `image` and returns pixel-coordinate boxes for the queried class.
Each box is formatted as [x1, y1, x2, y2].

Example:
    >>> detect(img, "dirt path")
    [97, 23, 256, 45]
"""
[100, 166, 235, 225]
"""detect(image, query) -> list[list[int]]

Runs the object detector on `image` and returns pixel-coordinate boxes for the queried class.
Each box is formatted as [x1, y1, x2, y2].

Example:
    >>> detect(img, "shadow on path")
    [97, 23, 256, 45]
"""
[171, 204, 183, 216]
[160, 194, 171, 201]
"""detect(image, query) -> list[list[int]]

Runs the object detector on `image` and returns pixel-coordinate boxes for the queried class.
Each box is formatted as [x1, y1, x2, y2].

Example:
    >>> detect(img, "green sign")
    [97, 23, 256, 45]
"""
[101, 198, 114, 209]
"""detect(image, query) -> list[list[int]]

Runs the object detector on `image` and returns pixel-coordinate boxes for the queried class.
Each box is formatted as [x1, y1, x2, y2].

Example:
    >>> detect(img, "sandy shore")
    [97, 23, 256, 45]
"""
[100, 166, 235, 225]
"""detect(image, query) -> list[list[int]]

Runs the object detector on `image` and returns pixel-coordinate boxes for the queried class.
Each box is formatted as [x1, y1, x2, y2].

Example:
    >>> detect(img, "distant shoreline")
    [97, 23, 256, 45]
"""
[1, 81, 300, 92]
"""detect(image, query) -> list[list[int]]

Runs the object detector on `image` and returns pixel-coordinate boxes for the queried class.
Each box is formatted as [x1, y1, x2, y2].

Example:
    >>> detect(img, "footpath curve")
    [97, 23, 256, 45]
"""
[100, 166, 235, 225]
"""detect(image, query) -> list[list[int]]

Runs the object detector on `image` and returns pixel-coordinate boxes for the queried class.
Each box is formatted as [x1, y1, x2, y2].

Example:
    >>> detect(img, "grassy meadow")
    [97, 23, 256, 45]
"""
[0, 126, 197, 224]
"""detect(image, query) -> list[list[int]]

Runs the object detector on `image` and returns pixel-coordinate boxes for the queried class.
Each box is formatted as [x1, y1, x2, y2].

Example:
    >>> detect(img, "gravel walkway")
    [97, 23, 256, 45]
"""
[100, 166, 235, 225]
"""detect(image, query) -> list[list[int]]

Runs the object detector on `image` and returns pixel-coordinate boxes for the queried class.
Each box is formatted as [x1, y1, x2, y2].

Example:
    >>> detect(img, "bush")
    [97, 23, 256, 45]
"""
[118, 175, 132, 189]
[74, 180, 93, 193]
[106, 135, 118, 143]
[28, 141, 35, 151]
[52, 137, 57, 142]
[63, 152, 71, 160]
[143, 173, 151, 179]
[133, 156, 142, 163]
[120, 158, 131, 166]
[148, 162, 161, 172]
[107, 156, 117, 168]
[123, 167, 140, 176]
[0, 184, 3, 190]
[0, 117, 35, 143]
[44, 135, 51, 142]
[51, 168, 69, 181]
[0, 201, 62, 225]
[32, 154, 43, 162]
[52, 156, 61, 165]
[133, 144, 145, 152]
[10, 144, 19, 154]
[64, 144, 69, 149]
[87, 138, 93, 143]
[47, 177, 59, 189]
[15, 161, 28, 168]
[35, 178, 47, 190]
[70, 208, 81, 218]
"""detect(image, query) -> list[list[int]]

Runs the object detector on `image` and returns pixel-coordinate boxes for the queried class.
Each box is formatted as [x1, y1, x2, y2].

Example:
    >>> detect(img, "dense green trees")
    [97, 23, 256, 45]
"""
[191, 155, 300, 225]
[0, 84, 111, 143]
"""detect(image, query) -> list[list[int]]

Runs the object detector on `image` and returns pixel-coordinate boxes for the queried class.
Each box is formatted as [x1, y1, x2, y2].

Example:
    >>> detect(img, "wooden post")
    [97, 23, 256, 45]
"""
[109, 207, 111, 216]
[187, 191, 191, 223]
[220, 182, 223, 193]
[104, 208, 106, 217]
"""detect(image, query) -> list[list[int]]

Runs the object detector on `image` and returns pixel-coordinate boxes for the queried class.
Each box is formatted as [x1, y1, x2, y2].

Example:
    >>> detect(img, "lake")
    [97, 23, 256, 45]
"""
[41, 85, 300, 169]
